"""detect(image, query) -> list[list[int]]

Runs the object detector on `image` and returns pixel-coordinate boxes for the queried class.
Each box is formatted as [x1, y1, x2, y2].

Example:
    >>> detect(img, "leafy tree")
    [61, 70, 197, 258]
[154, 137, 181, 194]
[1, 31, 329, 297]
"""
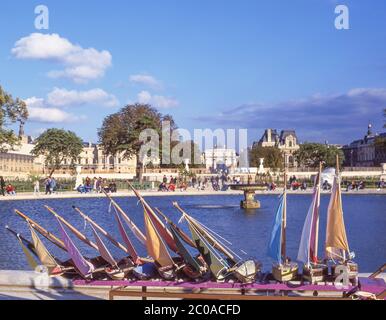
[0, 86, 28, 152]
[98, 104, 178, 180]
[32, 129, 83, 177]
[295, 143, 344, 168]
[250, 146, 284, 170]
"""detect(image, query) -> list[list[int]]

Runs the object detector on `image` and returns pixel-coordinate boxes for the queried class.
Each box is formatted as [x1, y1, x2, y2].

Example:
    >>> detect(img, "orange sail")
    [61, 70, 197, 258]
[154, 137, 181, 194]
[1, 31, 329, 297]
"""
[144, 209, 174, 268]
[325, 175, 350, 260]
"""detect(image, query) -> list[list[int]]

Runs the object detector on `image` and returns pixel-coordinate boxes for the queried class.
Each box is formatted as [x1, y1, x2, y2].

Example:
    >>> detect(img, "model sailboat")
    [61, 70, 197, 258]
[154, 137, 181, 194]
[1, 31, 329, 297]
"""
[297, 163, 328, 283]
[268, 172, 298, 282]
[174, 202, 261, 283]
[325, 156, 358, 282]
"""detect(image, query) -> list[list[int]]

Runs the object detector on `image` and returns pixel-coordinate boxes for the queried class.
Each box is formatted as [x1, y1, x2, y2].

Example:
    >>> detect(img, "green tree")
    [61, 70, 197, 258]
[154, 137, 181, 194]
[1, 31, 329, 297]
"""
[250, 146, 284, 170]
[295, 143, 344, 168]
[32, 129, 84, 177]
[98, 104, 178, 180]
[0, 86, 28, 152]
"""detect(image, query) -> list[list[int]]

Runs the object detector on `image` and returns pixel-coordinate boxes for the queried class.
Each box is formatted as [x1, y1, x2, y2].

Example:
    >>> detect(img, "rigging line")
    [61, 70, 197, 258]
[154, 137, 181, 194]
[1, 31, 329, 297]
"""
[189, 220, 230, 268]
[189, 216, 244, 260]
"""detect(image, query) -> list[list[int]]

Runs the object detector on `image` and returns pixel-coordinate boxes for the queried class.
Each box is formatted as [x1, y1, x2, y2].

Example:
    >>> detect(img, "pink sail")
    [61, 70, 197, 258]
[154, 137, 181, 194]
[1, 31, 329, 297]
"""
[57, 218, 94, 278]
[90, 225, 118, 268]
[113, 209, 139, 263]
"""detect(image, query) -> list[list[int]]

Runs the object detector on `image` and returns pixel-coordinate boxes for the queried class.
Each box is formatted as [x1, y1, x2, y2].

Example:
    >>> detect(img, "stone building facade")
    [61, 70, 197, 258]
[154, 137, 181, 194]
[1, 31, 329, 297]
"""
[343, 124, 386, 167]
[254, 129, 300, 167]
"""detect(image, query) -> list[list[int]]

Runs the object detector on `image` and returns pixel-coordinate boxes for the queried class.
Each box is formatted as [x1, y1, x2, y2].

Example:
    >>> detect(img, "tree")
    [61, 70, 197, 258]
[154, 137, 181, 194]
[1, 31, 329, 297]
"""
[98, 104, 178, 181]
[295, 143, 344, 168]
[250, 146, 284, 170]
[32, 129, 83, 177]
[0, 86, 28, 152]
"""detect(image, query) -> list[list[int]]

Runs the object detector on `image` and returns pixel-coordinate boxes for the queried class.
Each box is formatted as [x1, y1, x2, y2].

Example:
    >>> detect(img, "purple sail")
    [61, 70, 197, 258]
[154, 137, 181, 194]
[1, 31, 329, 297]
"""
[57, 218, 94, 278]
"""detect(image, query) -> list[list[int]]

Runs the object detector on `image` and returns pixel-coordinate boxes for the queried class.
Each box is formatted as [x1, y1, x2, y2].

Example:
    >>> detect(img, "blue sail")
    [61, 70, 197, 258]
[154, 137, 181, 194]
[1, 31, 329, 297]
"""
[267, 194, 284, 264]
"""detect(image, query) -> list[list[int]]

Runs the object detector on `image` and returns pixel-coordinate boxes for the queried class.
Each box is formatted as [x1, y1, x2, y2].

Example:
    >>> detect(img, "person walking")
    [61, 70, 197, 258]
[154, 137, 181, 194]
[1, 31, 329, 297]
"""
[45, 177, 52, 195]
[33, 179, 40, 196]
[0, 176, 5, 196]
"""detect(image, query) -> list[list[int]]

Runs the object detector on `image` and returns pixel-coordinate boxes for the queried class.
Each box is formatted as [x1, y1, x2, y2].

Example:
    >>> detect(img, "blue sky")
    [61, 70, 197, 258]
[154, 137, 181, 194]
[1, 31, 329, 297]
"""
[1, 0, 385, 145]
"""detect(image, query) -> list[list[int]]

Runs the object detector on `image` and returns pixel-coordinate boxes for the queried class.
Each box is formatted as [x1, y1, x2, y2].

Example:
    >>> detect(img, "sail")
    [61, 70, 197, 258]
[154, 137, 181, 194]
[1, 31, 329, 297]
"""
[169, 224, 202, 273]
[136, 193, 178, 253]
[57, 218, 94, 278]
[109, 199, 147, 245]
[267, 194, 285, 264]
[112, 209, 139, 263]
[90, 225, 118, 268]
[325, 175, 350, 260]
[184, 214, 238, 263]
[188, 222, 229, 279]
[29, 223, 58, 273]
[18, 235, 39, 270]
[297, 178, 321, 265]
[144, 209, 174, 267]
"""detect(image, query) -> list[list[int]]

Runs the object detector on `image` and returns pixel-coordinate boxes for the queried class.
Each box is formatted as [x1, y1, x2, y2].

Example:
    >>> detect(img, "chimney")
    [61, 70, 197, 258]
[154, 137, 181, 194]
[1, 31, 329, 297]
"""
[267, 129, 272, 143]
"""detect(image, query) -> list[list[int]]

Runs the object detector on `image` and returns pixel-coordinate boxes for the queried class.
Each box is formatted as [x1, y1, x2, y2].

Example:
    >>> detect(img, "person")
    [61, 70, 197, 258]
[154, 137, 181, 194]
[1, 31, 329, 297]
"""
[158, 182, 168, 192]
[301, 181, 307, 191]
[50, 177, 57, 194]
[168, 181, 176, 192]
[33, 179, 40, 196]
[77, 184, 86, 194]
[377, 179, 385, 191]
[93, 177, 98, 193]
[44, 177, 52, 195]
[0, 176, 5, 196]
[6, 184, 16, 196]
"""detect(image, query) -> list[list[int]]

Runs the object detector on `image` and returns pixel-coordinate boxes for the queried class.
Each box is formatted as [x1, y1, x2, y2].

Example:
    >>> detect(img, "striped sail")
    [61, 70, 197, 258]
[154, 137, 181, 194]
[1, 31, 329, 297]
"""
[144, 209, 174, 267]
[297, 178, 321, 265]
[57, 218, 94, 278]
[325, 175, 350, 261]
[267, 194, 285, 264]
[90, 225, 118, 268]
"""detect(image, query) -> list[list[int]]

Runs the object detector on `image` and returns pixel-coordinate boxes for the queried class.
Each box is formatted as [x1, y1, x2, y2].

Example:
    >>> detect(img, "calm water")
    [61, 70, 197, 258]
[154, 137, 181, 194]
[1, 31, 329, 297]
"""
[0, 194, 385, 272]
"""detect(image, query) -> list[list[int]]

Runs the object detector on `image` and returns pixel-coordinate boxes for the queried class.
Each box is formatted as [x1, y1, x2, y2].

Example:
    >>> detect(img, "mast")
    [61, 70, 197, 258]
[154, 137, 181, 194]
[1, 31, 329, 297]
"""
[103, 190, 146, 244]
[281, 170, 287, 264]
[336, 154, 347, 261]
[14, 209, 67, 252]
[313, 162, 322, 260]
[45, 206, 98, 251]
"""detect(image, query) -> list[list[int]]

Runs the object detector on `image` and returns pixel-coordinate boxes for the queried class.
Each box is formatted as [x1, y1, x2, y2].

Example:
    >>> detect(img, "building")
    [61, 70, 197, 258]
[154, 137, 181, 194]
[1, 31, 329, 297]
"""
[254, 129, 300, 167]
[0, 135, 44, 177]
[343, 124, 386, 167]
[203, 147, 238, 173]
[0, 132, 137, 177]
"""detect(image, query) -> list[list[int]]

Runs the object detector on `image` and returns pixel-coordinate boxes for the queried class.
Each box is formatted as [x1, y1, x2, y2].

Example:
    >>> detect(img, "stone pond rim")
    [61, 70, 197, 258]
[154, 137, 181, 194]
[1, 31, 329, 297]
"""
[229, 184, 266, 209]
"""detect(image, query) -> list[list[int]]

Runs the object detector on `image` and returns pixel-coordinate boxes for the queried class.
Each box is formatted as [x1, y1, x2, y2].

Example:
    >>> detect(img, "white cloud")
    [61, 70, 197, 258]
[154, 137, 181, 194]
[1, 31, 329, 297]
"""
[129, 74, 162, 89]
[137, 90, 179, 109]
[25, 97, 80, 123]
[46, 88, 119, 108]
[12, 33, 112, 83]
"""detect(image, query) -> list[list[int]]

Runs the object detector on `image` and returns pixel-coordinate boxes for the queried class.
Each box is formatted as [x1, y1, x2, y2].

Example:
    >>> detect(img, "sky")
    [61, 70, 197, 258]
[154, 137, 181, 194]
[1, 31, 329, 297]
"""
[0, 0, 385, 146]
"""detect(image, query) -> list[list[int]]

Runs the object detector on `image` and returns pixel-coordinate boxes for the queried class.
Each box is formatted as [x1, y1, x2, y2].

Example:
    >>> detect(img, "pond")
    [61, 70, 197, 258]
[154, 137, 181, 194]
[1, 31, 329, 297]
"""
[0, 194, 385, 273]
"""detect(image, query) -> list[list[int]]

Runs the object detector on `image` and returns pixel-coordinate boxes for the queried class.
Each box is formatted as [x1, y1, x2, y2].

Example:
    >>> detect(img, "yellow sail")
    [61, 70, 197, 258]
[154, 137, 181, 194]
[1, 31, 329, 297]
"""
[18, 237, 39, 271]
[325, 176, 350, 260]
[144, 210, 174, 267]
[29, 223, 59, 274]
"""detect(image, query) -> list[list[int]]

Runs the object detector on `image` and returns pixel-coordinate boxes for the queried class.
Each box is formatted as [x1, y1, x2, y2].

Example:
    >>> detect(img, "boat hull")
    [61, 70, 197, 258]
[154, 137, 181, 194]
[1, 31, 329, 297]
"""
[272, 262, 298, 282]
[234, 260, 261, 283]
[302, 264, 328, 283]
[331, 261, 359, 284]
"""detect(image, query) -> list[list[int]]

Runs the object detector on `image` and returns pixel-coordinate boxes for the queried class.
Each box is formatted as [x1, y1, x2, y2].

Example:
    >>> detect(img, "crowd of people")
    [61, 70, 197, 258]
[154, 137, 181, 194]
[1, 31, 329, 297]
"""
[76, 177, 118, 194]
[158, 174, 231, 192]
